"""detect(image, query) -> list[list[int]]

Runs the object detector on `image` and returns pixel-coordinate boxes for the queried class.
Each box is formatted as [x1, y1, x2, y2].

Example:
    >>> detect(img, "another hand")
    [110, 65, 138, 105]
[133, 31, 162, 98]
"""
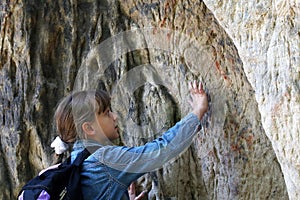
[188, 80, 208, 120]
[128, 182, 146, 200]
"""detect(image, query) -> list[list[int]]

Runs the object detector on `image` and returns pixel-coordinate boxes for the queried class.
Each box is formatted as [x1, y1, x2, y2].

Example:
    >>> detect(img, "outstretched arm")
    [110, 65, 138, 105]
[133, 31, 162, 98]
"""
[98, 80, 209, 177]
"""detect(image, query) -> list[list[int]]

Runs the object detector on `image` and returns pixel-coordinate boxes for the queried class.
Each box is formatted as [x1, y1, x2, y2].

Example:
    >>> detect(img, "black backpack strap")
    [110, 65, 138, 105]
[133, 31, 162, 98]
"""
[72, 146, 100, 166]
[67, 146, 100, 200]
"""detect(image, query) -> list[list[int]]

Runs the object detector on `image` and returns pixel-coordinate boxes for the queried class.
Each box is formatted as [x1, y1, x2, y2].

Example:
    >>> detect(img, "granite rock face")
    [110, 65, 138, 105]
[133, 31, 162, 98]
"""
[202, 0, 300, 199]
[0, 0, 298, 199]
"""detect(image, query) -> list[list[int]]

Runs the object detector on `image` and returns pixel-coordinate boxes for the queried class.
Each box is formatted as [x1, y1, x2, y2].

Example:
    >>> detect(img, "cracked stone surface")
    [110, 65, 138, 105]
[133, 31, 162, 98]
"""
[0, 0, 298, 199]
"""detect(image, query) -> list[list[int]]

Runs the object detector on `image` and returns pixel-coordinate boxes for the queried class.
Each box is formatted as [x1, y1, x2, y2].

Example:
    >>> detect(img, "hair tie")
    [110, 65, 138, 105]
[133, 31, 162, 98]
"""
[50, 136, 69, 154]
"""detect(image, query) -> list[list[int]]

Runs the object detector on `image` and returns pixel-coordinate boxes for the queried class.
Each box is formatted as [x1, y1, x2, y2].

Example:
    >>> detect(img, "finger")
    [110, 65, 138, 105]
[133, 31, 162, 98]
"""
[198, 82, 202, 91]
[193, 80, 197, 89]
[188, 81, 193, 92]
[199, 82, 205, 94]
[129, 183, 136, 194]
[135, 191, 146, 200]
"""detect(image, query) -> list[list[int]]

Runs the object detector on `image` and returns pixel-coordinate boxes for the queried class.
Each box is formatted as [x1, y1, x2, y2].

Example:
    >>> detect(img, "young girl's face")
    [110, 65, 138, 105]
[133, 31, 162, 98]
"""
[92, 107, 119, 142]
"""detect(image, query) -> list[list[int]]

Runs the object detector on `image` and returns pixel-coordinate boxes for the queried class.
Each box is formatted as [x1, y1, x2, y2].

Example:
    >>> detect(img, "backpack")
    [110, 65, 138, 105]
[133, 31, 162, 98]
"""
[18, 147, 97, 200]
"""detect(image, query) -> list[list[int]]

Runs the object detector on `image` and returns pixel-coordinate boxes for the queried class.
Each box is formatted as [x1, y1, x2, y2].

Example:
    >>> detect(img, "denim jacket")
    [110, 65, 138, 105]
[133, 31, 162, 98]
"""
[71, 113, 201, 200]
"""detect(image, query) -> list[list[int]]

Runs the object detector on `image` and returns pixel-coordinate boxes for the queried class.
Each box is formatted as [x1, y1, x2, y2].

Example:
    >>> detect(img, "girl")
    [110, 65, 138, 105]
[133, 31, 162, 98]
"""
[51, 80, 208, 200]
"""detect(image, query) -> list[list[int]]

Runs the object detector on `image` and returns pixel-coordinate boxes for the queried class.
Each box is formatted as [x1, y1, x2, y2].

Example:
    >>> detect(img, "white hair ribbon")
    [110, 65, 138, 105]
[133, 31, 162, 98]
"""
[50, 136, 69, 154]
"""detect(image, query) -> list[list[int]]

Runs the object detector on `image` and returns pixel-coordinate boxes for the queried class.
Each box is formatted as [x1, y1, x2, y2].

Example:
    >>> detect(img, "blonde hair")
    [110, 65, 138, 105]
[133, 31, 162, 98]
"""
[54, 90, 111, 143]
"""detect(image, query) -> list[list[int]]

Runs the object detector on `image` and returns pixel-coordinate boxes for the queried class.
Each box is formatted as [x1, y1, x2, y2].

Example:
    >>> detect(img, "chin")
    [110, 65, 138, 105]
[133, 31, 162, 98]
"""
[114, 133, 120, 140]
[109, 133, 119, 141]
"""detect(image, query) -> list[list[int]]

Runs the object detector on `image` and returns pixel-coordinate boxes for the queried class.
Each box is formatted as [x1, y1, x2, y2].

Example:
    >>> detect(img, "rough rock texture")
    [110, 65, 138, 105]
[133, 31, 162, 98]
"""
[202, 0, 300, 199]
[0, 0, 298, 199]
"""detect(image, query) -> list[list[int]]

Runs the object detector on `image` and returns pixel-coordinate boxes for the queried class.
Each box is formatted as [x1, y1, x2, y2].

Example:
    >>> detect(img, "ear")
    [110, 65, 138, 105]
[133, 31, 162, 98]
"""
[82, 122, 95, 136]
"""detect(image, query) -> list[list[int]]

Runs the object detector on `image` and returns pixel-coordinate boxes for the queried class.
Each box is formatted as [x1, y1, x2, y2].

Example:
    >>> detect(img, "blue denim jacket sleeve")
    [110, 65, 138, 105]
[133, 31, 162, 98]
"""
[97, 113, 201, 175]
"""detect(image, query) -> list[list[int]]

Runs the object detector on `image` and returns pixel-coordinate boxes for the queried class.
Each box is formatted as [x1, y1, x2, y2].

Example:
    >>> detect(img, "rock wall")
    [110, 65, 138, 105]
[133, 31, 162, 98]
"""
[202, 0, 300, 199]
[0, 0, 298, 199]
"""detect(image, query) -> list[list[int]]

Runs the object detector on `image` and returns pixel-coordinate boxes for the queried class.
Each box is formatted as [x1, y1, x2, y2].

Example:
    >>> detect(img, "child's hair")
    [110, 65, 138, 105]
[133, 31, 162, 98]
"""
[54, 90, 111, 143]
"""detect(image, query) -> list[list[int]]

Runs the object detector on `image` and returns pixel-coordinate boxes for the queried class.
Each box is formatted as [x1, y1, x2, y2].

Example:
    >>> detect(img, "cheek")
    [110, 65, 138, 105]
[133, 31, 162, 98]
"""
[100, 119, 114, 131]
[97, 120, 107, 132]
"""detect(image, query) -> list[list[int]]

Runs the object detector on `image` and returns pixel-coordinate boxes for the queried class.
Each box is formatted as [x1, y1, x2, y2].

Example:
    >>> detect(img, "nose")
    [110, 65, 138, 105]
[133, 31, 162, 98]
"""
[112, 112, 118, 121]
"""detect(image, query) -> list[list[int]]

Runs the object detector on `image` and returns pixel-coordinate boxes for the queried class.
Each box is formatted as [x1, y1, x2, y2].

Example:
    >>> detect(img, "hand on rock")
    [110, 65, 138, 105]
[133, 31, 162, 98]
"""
[188, 80, 208, 120]
[128, 182, 146, 200]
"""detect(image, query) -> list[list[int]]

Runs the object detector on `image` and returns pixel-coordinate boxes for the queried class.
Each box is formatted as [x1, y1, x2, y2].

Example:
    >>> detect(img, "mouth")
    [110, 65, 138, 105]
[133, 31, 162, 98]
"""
[115, 125, 120, 134]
